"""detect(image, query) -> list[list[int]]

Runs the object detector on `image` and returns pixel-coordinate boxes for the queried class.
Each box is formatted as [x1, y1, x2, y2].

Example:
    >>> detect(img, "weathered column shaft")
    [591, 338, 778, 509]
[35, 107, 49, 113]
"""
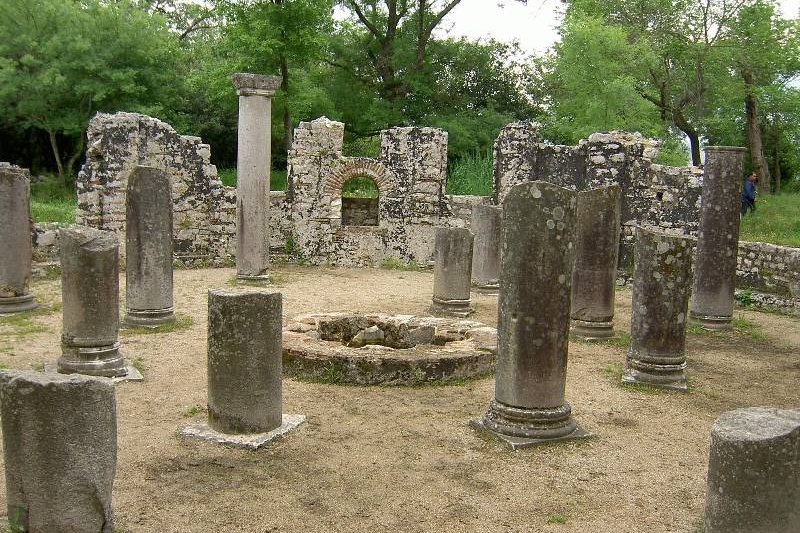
[570, 185, 621, 339]
[124, 165, 175, 327]
[431, 227, 474, 317]
[0, 371, 116, 533]
[474, 181, 588, 447]
[0, 163, 37, 314]
[470, 204, 502, 292]
[704, 407, 800, 533]
[624, 227, 694, 390]
[58, 227, 126, 377]
[207, 288, 283, 434]
[232, 73, 282, 281]
[690, 146, 747, 329]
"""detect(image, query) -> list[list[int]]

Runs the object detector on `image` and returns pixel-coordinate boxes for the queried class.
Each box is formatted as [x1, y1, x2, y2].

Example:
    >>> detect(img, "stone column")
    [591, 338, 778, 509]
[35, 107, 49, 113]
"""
[690, 146, 747, 330]
[231, 72, 282, 282]
[472, 181, 588, 449]
[570, 185, 621, 339]
[58, 227, 126, 377]
[123, 165, 175, 327]
[623, 227, 694, 390]
[470, 204, 502, 293]
[431, 227, 474, 317]
[181, 288, 304, 449]
[0, 163, 37, 314]
[704, 407, 800, 533]
[0, 371, 116, 532]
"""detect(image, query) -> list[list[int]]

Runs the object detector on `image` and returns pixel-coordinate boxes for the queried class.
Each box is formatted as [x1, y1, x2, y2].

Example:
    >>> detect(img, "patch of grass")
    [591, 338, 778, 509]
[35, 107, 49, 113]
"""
[601, 362, 668, 394]
[739, 192, 800, 247]
[0, 362, 8, 370]
[131, 356, 146, 375]
[731, 315, 767, 341]
[734, 289, 753, 308]
[0, 306, 53, 339]
[121, 314, 194, 336]
[342, 176, 379, 198]
[380, 257, 427, 271]
[217, 168, 288, 191]
[295, 360, 350, 385]
[546, 513, 568, 524]
[182, 404, 201, 417]
[446, 149, 492, 196]
[30, 175, 76, 223]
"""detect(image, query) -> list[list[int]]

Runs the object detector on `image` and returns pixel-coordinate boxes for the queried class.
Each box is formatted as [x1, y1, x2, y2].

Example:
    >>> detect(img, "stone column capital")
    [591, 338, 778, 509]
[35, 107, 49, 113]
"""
[231, 72, 282, 97]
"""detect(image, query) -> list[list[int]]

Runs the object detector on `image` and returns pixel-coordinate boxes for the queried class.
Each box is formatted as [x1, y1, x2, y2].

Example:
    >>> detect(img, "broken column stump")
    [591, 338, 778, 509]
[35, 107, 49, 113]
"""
[0, 163, 37, 314]
[0, 371, 116, 533]
[623, 227, 694, 390]
[123, 165, 175, 328]
[704, 407, 800, 533]
[431, 227, 474, 317]
[570, 184, 621, 339]
[472, 181, 589, 449]
[181, 289, 304, 449]
[470, 204, 502, 293]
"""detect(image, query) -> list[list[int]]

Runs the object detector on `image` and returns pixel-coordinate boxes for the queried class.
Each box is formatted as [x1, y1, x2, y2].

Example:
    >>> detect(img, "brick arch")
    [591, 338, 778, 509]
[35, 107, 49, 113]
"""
[325, 158, 393, 196]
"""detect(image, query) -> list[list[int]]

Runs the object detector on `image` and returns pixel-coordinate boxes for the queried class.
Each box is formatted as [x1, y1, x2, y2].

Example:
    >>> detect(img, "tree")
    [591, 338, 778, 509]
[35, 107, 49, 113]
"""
[0, 0, 179, 183]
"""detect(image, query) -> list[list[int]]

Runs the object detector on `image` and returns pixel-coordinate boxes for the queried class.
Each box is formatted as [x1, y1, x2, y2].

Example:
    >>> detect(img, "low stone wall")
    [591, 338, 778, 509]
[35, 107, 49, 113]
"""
[736, 241, 800, 298]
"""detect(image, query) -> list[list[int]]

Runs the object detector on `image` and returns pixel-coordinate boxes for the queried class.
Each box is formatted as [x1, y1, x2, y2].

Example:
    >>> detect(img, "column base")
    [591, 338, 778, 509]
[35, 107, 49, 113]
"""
[471, 281, 499, 295]
[689, 311, 732, 331]
[45, 360, 143, 383]
[0, 294, 37, 315]
[570, 319, 614, 340]
[122, 307, 176, 328]
[430, 296, 473, 317]
[623, 355, 688, 391]
[180, 414, 305, 450]
[58, 342, 127, 378]
[236, 273, 271, 285]
[471, 400, 591, 450]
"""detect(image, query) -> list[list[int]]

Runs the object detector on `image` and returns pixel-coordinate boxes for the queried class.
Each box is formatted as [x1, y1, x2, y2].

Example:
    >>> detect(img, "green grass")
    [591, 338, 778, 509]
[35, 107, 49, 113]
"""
[182, 404, 201, 417]
[121, 314, 194, 335]
[739, 192, 800, 247]
[0, 305, 55, 339]
[342, 176, 379, 198]
[131, 356, 146, 375]
[446, 149, 492, 196]
[601, 362, 670, 394]
[218, 168, 288, 191]
[687, 314, 766, 342]
[546, 513, 568, 525]
[379, 257, 427, 271]
[30, 175, 76, 223]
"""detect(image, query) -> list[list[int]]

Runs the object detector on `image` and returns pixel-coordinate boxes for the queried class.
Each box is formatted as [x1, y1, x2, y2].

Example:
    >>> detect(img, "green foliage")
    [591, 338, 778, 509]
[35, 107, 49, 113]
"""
[182, 404, 201, 417]
[446, 150, 493, 196]
[215, 168, 288, 191]
[735, 290, 754, 308]
[739, 192, 800, 247]
[546, 513, 568, 524]
[341, 176, 378, 198]
[379, 257, 426, 271]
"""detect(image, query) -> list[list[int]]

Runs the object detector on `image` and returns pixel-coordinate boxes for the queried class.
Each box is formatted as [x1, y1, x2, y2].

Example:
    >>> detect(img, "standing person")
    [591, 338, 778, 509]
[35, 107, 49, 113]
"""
[741, 171, 757, 216]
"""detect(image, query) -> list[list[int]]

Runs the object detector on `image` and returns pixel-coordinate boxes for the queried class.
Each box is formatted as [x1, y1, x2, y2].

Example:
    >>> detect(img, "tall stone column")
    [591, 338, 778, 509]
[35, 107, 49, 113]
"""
[690, 146, 747, 330]
[570, 185, 621, 339]
[0, 371, 116, 533]
[624, 227, 694, 390]
[704, 407, 800, 533]
[231, 72, 282, 282]
[0, 163, 37, 314]
[470, 204, 502, 293]
[58, 227, 127, 377]
[181, 289, 304, 449]
[472, 181, 588, 449]
[431, 227, 474, 317]
[123, 166, 175, 327]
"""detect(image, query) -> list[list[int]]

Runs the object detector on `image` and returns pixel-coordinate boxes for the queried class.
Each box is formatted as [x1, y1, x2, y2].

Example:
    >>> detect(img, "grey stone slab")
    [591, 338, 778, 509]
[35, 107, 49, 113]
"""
[180, 414, 305, 450]
[44, 361, 143, 384]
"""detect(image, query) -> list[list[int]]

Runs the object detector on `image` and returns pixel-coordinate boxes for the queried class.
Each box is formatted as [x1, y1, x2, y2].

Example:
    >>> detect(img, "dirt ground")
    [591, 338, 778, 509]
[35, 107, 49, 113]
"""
[1, 264, 799, 533]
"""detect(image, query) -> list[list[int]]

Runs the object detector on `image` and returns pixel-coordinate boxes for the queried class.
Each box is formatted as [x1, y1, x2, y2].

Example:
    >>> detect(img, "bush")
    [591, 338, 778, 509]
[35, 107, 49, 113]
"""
[446, 150, 492, 196]
[30, 175, 76, 223]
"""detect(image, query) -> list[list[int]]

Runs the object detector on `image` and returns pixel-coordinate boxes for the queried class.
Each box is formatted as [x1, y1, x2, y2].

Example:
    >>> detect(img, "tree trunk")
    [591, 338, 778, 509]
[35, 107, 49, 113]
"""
[47, 129, 66, 183]
[673, 111, 702, 166]
[65, 131, 86, 185]
[742, 68, 772, 193]
[280, 56, 291, 156]
[773, 125, 781, 194]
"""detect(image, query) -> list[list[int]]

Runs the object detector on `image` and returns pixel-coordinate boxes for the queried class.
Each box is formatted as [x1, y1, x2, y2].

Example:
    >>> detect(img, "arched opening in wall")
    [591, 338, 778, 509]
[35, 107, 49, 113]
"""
[341, 176, 379, 226]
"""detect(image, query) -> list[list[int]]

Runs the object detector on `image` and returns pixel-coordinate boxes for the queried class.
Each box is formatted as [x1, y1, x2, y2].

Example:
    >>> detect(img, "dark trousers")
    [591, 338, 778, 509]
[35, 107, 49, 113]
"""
[741, 199, 756, 216]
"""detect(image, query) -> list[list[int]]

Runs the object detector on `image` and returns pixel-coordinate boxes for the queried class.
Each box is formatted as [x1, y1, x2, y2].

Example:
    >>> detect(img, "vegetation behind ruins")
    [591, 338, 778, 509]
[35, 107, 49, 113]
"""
[2, 0, 799, 209]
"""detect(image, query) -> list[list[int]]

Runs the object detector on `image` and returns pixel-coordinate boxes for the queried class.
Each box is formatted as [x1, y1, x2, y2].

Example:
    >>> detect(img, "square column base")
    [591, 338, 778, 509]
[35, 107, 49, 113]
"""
[180, 414, 305, 450]
[44, 361, 143, 384]
[469, 418, 592, 450]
